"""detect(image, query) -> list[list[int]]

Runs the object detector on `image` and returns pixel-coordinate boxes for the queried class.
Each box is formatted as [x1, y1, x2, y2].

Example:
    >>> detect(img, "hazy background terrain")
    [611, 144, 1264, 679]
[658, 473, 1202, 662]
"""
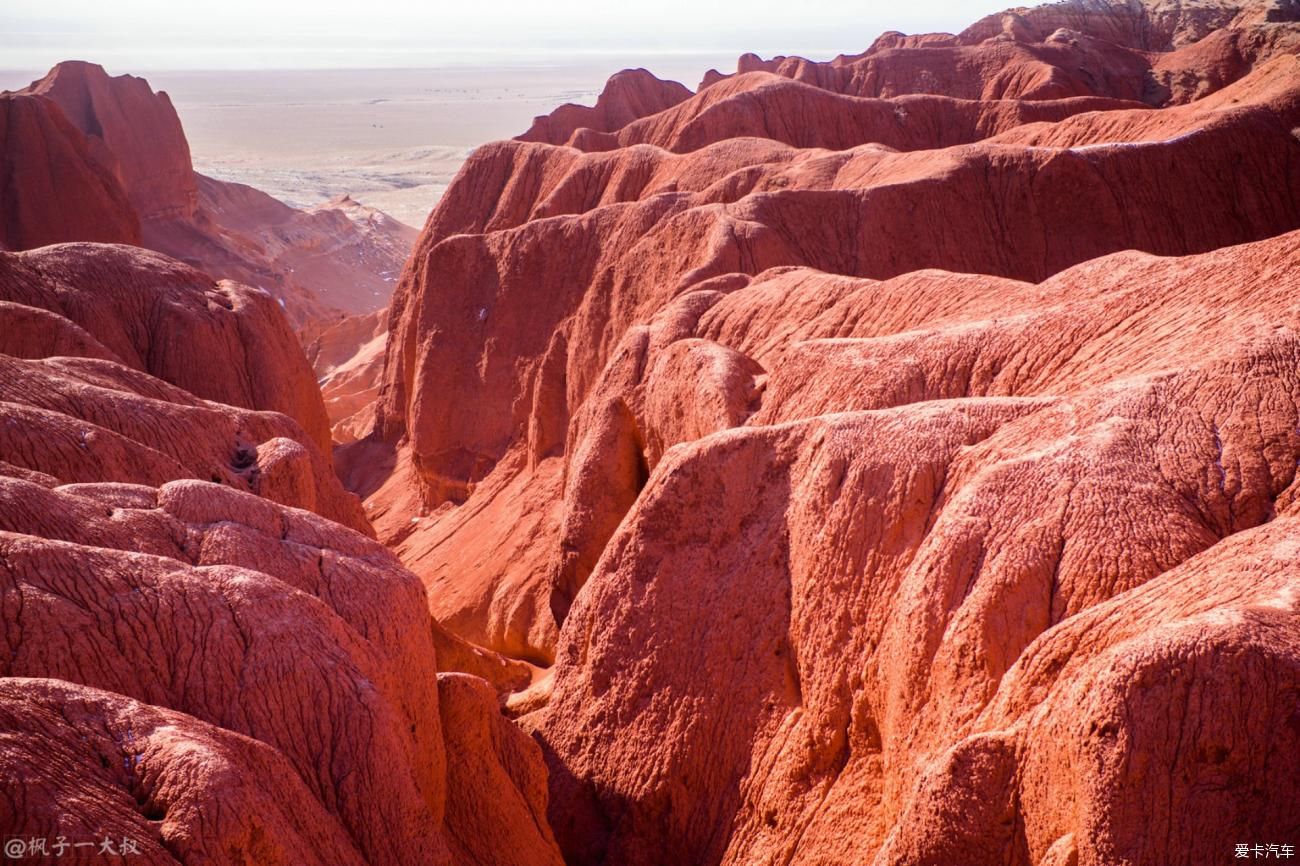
[2, 1, 1004, 69]
[1, 1, 1006, 225]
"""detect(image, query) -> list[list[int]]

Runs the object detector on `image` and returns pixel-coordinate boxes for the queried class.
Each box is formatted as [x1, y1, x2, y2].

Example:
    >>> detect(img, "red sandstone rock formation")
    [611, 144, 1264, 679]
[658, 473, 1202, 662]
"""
[354, 0, 1300, 862]
[0, 92, 140, 250]
[700, 0, 1300, 105]
[533, 230, 1300, 865]
[0, 242, 334, 454]
[4, 0, 1300, 862]
[27, 61, 197, 222]
[15, 62, 416, 327]
[439, 673, 566, 865]
[0, 243, 352, 524]
[518, 69, 692, 146]
[304, 307, 391, 443]
[190, 181, 418, 318]
[0, 241, 562, 866]
[369, 50, 1300, 664]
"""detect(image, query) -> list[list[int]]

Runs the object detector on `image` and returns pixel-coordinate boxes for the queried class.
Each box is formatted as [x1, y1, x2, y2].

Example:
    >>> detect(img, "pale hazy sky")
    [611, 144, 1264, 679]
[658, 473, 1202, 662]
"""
[1, 0, 1007, 70]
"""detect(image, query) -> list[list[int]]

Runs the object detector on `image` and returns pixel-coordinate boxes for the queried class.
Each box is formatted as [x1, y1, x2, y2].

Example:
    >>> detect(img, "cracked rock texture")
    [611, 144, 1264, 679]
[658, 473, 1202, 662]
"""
[353, 0, 1300, 863]
[0, 242, 335, 453]
[0, 242, 562, 865]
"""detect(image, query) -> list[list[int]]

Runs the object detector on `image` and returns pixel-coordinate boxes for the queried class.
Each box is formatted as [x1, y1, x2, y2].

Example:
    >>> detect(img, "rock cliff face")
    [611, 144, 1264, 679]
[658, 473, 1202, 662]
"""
[700, 0, 1300, 105]
[0, 241, 563, 866]
[304, 307, 391, 443]
[362, 0, 1300, 862]
[27, 61, 198, 222]
[372, 50, 1300, 658]
[0, 92, 141, 250]
[12, 62, 416, 327]
[184, 181, 418, 318]
[535, 230, 1300, 866]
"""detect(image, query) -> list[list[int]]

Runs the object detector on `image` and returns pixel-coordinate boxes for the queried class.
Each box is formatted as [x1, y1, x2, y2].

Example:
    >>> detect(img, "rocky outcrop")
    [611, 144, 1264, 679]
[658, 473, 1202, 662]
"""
[0, 242, 334, 454]
[0, 92, 141, 250]
[373, 52, 1300, 572]
[359, 0, 1300, 862]
[0, 241, 562, 866]
[0, 677, 374, 865]
[192, 181, 418, 317]
[698, 0, 1299, 106]
[958, 0, 1295, 51]
[14, 62, 416, 327]
[304, 307, 390, 443]
[439, 673, 566, 866]
[518, 69, 692, 146]
[0, 480, 443, 864]
[571, 78, 1141, 153]
[533, 229, 1300, 865]
[27, 60, 197, 222]
[4, 0, 1300, 862]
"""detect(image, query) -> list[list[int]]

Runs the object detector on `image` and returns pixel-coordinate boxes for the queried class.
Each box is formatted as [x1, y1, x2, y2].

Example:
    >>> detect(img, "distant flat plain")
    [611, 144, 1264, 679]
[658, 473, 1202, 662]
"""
[2, 56, 734, 228]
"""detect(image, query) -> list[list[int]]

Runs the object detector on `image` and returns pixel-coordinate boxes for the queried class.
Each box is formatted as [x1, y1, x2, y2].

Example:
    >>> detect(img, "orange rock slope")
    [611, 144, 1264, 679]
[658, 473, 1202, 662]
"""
[357, 0, 1300, 863]
[0, 242, 563, 866]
